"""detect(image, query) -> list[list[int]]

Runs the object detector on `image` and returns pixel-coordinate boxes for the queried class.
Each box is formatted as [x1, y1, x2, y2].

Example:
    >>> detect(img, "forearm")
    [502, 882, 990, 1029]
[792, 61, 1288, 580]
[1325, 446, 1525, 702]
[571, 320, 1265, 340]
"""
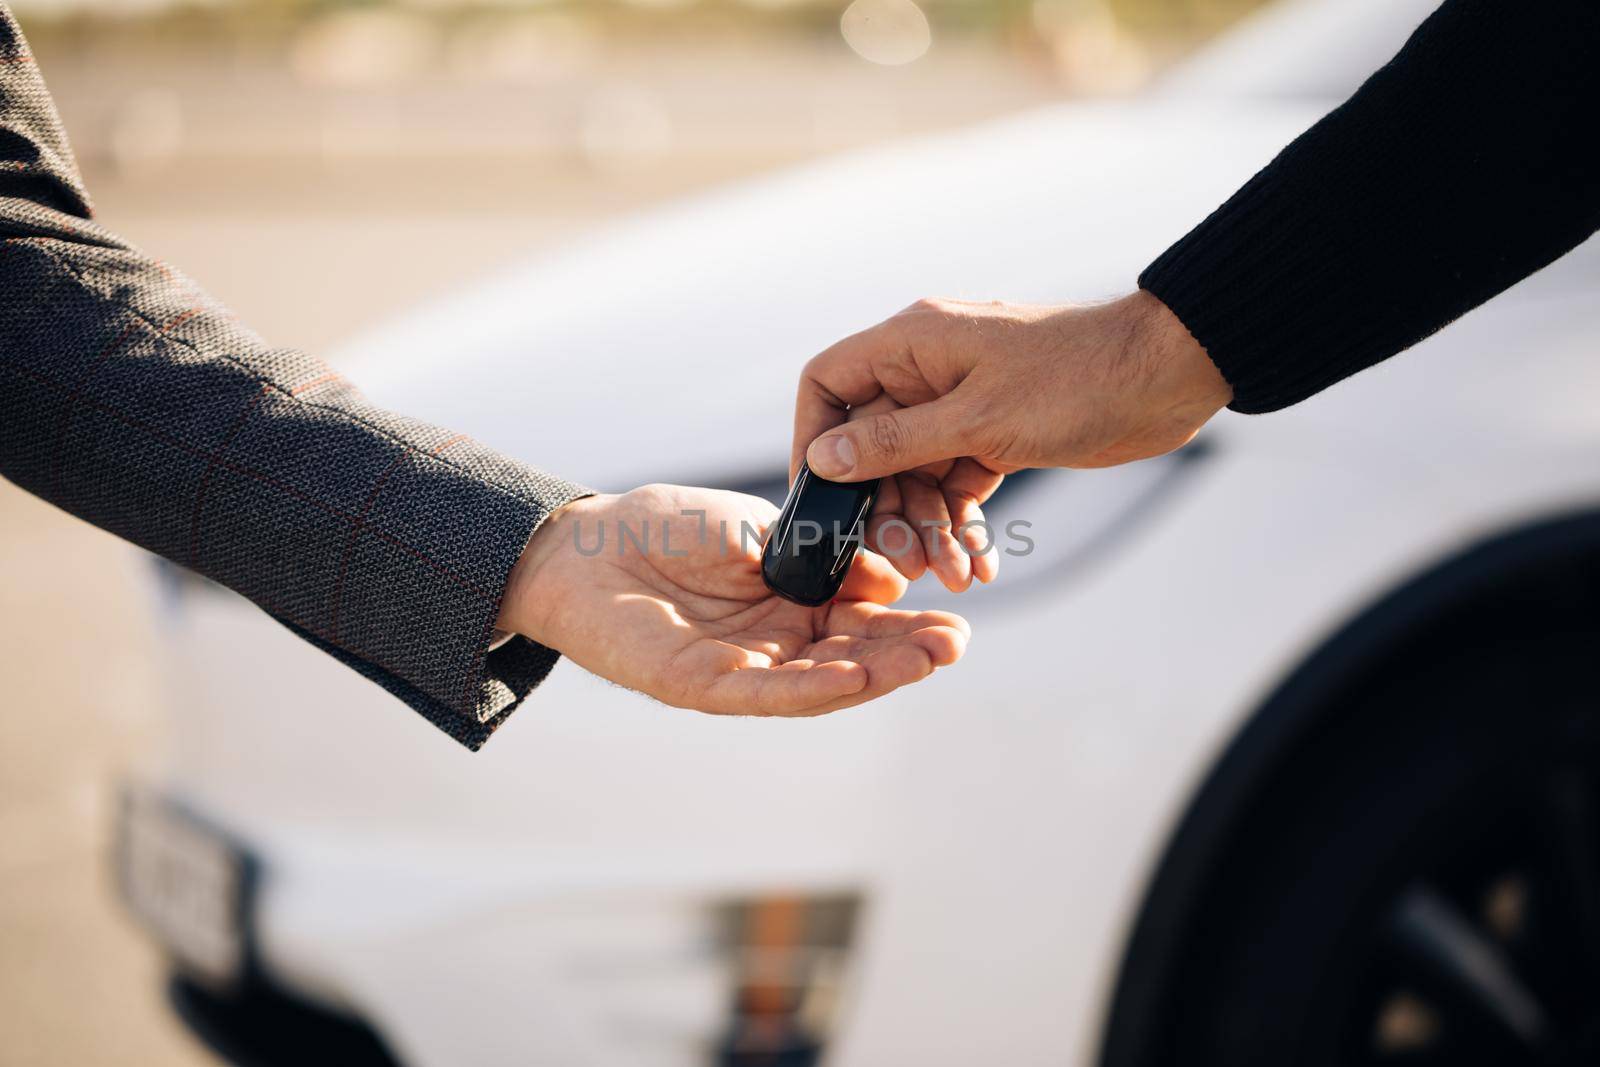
[0, 12, 588, 747]
[1142, 0, 1600, 413]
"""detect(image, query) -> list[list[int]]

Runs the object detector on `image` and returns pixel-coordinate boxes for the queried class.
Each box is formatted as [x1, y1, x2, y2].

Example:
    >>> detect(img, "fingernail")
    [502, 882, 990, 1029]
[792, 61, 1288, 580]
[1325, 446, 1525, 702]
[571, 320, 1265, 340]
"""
[810, 435, 854, 478]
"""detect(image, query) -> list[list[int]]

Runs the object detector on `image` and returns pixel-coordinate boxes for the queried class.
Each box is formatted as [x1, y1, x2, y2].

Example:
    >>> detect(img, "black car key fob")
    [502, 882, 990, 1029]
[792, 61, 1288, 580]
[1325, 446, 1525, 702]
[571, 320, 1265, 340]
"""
[761, 464, 880, 607]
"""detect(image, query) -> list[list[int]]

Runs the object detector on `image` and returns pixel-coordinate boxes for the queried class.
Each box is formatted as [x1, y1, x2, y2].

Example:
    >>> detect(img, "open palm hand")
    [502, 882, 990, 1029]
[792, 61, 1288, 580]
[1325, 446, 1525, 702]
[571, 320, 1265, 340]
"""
[499, 484, 969, 716]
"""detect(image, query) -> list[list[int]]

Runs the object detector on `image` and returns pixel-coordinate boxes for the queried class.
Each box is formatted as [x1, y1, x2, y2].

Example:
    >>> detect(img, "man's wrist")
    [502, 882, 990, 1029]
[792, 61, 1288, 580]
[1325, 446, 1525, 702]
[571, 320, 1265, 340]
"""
[1127, 288, 1233, 414]
[497, 494, 602, 648]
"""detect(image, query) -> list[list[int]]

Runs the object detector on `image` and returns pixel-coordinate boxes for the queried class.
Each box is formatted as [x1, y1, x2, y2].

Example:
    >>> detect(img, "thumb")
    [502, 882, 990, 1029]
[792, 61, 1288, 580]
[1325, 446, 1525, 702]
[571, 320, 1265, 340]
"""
[806, 395, 970, 480]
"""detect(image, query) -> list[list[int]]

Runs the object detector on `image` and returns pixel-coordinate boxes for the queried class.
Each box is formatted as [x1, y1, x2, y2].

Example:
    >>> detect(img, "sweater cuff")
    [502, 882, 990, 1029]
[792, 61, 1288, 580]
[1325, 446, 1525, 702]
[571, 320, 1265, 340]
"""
[1140, 0, 1600, 414]
[1137, 169, 1341, 415]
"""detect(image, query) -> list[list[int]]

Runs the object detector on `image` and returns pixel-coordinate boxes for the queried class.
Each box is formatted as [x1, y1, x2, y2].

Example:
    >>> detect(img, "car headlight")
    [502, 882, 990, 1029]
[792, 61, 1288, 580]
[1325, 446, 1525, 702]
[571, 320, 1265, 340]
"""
[704, 440, 1213, 612]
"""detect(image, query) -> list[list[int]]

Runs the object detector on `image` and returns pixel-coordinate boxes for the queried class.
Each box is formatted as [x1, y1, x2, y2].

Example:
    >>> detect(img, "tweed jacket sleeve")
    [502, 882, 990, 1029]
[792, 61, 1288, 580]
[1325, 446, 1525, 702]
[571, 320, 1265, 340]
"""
[0, 9, 589, 749]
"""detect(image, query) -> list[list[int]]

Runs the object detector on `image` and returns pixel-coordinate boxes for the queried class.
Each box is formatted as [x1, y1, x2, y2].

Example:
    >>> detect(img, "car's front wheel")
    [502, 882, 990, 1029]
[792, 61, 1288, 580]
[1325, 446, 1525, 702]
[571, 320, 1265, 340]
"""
[1163, 636, 1600, 1066]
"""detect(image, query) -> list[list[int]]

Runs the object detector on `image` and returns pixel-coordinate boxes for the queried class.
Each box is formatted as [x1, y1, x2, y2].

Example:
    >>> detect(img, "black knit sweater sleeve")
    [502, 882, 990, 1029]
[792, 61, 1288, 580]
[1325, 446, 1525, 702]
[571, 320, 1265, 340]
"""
[1139, 0, 1600, 414]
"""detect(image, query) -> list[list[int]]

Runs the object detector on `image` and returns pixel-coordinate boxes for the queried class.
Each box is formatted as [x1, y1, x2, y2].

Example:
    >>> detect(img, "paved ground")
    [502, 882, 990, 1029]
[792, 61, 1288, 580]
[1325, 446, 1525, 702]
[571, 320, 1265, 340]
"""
[0, 24, 1067, 1066]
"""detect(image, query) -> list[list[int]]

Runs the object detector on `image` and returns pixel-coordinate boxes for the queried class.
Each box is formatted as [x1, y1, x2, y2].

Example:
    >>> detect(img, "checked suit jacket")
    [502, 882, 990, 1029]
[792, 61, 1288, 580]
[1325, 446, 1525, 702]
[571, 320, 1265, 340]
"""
[0, 8, 589, 749]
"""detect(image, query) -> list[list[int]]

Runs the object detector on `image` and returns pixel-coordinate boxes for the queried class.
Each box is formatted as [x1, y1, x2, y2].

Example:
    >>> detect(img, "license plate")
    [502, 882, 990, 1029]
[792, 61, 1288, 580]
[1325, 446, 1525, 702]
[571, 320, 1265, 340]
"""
[116, 789, 253, 990]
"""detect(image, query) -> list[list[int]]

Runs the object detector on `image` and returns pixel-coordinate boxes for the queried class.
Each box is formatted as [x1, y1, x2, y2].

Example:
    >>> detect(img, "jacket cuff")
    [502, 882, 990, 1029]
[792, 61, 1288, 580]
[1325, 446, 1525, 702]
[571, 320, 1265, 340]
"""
[268, 441, 591, 751]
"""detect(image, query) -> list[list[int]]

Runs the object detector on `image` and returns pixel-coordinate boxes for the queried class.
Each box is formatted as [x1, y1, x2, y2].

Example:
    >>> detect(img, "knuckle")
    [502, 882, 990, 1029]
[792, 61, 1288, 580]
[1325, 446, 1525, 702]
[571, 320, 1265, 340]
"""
[866, 415, 909, 461]
[800, 352, 828, 381]
[946, 484, 984, 510]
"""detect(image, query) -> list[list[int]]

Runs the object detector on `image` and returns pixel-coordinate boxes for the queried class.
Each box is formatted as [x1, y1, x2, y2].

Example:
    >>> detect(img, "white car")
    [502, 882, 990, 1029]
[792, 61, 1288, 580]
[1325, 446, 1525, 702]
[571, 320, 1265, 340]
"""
[118, 0, 1600, 1064]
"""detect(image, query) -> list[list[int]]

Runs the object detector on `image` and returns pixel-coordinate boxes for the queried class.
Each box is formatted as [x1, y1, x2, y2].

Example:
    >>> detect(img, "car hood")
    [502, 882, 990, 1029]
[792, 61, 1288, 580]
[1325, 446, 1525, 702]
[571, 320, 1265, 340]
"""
[337, 90, 1600, 513]
[335, 99, 1328, 492]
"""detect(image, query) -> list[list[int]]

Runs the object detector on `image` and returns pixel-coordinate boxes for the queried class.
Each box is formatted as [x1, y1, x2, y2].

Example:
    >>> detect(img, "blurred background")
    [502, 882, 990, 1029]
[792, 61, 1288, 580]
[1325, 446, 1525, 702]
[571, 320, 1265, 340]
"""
[4, 0, 1266, 1063]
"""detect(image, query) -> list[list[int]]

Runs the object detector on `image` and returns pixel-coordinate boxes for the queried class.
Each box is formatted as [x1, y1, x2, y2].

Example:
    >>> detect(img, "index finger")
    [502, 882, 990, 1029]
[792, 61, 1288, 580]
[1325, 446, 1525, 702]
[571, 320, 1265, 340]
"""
[836, 547, 908, 605]
[790, 320, 904, 479]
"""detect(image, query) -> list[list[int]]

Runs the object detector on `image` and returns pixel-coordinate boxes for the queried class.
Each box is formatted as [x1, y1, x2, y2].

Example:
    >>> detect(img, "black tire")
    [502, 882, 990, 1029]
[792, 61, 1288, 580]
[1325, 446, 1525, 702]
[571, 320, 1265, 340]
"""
[1164, 634, 1600, 1067]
